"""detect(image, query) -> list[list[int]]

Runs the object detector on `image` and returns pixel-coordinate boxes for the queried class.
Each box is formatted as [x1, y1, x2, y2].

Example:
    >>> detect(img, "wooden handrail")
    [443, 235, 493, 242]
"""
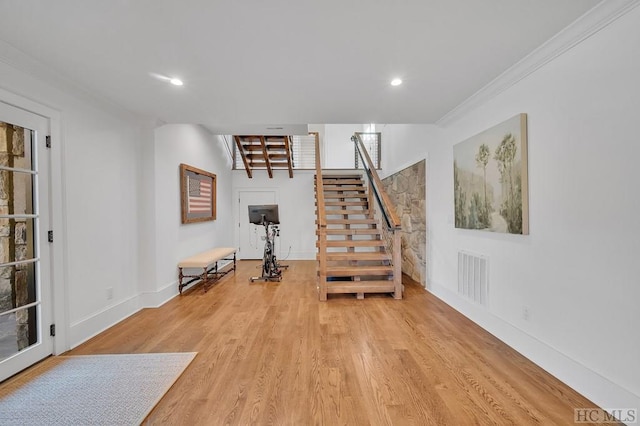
[314, 132, 326, 228]
[352, 133, 401, 229]
[314, 131, 328, 300]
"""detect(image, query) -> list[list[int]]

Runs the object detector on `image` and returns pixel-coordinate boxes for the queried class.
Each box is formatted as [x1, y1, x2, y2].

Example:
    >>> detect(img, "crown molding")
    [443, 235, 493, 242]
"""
[0, 39, 145, 122]
[436, 0, 640, 127]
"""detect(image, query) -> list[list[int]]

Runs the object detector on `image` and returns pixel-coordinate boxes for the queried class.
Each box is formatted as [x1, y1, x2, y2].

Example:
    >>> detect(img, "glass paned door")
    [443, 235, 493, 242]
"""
[0, 102, 52, 382]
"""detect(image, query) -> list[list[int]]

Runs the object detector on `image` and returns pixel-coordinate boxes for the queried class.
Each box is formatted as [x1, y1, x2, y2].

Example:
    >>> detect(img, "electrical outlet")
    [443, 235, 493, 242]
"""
[523, 306, 531, 321]
[106, 287, 114, 300]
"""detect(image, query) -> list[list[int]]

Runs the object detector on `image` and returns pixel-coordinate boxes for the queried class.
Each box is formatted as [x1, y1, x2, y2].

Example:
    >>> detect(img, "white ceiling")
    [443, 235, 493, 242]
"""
[0, 0, 600, 131]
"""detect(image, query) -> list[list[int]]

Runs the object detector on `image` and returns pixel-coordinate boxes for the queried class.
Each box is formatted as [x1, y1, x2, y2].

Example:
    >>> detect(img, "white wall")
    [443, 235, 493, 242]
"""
[323, 124, 364, 169]
[137, 119, 160, 298]
[232, 170, 317, 260]
[379, 123, 449, 289]
[64, 105, 142, 344]
[151, 125, 234, 299]
[382, 6, 640, 411]
[0, 44, 147, 349]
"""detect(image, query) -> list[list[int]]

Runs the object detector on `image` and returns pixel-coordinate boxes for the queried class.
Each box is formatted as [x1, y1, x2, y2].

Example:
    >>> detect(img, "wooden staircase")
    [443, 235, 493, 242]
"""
[234, 135, 294, 178]
[315, 174, 402, 300]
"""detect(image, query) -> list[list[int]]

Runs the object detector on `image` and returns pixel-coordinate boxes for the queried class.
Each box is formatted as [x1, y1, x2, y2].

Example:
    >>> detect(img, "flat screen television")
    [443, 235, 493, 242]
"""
[248, 204, 280, 225]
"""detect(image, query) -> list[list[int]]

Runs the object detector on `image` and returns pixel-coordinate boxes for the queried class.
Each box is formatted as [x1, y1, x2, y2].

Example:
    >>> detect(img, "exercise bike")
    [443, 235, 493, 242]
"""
[248, 205, 288, 282]
[251, 219, 282, 282]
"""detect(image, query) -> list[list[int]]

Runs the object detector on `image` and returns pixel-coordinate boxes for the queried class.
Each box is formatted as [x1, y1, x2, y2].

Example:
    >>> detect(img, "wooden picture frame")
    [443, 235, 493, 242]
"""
[453, 113, 529, 234]
[180, 163, 216, 224]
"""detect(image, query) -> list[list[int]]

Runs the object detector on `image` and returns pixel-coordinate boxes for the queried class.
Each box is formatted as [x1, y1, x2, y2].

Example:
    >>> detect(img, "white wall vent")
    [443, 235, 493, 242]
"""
[458, 251, 488, 306]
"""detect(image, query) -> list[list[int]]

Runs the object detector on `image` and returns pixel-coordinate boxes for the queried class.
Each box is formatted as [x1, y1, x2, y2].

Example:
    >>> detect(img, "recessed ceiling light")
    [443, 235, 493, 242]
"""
[390, 78, 402, 86]
[170, 78, 184, 86]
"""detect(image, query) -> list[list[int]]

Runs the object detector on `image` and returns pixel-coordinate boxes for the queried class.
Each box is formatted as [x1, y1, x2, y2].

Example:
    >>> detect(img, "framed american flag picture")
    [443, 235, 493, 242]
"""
[180, 163, 216, 224]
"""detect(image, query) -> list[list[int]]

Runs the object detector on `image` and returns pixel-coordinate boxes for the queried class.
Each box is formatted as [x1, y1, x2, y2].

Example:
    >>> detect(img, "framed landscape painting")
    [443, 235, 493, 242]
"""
[453, 114, 529, 234]
[180, 163, 216, 224]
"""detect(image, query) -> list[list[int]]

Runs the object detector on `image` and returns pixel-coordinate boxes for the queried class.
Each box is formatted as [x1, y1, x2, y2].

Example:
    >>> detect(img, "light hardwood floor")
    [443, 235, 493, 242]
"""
[24, 261, 605, 424]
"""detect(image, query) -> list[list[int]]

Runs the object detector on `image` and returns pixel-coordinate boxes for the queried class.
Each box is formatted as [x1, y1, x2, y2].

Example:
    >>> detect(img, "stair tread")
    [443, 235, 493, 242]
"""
[326, 280, 395, 291]
[322, 188, 367, 192]
[320, 184, 365, 187]
[320, 174, 363, 179]
[325, 238, 381, 244]
[316, 198, 369, 201]
[322, 228, 380, 235]
[326, 265, 393, 276]
[321, 192, 367, 195]
[323, 194, 368, 199]
[324, 252, 391, 261]
[322, 210, 370, 216]
[318, 219, 378, 225]
[323, 239, 384, 245]
[324, 201, 368, 206]
[318, 195, 368, 199]
[321, 182, 364, 186]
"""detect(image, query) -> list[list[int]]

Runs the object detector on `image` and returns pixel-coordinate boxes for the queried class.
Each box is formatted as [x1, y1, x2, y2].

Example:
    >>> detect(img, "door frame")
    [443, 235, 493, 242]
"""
[234, 187, 279, 260]
[0, 87, 68, 356]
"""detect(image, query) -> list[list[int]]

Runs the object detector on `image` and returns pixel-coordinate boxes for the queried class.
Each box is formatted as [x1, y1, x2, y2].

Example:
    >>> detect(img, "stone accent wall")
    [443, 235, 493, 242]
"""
[382, 160, 426, 285]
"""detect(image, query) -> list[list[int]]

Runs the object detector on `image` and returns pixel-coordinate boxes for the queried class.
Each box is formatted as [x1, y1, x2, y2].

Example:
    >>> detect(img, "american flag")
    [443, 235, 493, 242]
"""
[187, 176, 212, 213]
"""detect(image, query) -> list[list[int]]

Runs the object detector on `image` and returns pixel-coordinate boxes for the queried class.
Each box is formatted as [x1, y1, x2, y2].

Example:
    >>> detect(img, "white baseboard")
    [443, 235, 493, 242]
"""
[68, 281, 181, 349]
[428, 281, 640, 411]
[68, 294, 140, 349]
[149, 259, 239, 300]
[138, 281, 179, 308]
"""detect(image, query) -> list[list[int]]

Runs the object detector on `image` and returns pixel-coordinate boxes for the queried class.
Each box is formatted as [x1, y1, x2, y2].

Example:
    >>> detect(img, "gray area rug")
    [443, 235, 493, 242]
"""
[0, 352, 196, 425]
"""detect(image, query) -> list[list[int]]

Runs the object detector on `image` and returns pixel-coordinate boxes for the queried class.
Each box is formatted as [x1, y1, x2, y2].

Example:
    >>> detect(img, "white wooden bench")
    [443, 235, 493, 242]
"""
[178, 247, 237, 294]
